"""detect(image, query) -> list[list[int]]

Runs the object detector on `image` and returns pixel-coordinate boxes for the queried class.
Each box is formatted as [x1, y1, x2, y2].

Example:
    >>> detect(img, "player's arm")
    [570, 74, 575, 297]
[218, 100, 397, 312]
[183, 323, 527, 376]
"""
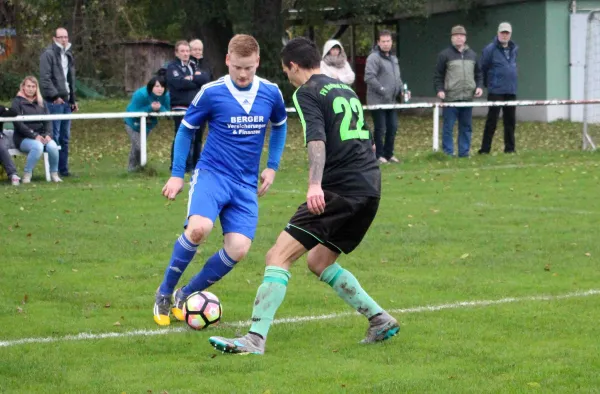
[259, 87, 289, 197]
[293, 88, 326, 215]
[162, 89, 210, 200]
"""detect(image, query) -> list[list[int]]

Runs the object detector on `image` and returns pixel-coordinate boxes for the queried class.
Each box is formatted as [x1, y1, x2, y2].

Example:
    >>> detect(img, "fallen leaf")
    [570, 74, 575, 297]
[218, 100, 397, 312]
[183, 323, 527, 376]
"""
[26, 233, 32, 237]
[460, 253, 469, 259]
[8, 226, 13, 231]
[54, 240, 60, 244]
[113, 321, 121, 326]
[16, 307, 23, 313]
[544, 264, 551, 271]
[64, 210, 71, 214]
[527, 382, 540, 388]
[585, 252, 591, 257]
[332, 349, 339, 353]
[20, 207, 24, 211]
[22, 294, 28, 304]
[72, 269, 78, 272]
[210, 354, 217, 359]
[104, 303, 111, 308]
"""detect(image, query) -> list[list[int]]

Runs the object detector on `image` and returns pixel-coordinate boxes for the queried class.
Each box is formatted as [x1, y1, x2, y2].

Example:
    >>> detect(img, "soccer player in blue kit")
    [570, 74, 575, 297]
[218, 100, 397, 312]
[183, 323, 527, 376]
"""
[154, 34, 288, 326]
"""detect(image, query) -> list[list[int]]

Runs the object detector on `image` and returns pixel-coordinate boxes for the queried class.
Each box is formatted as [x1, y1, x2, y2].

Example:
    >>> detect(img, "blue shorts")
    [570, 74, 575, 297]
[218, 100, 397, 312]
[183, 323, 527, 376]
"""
[185, 169, 258, 240]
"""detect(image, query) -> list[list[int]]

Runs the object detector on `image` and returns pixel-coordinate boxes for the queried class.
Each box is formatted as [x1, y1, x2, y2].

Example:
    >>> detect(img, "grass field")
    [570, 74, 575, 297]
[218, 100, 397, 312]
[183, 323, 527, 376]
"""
[1, 101, 599, 393]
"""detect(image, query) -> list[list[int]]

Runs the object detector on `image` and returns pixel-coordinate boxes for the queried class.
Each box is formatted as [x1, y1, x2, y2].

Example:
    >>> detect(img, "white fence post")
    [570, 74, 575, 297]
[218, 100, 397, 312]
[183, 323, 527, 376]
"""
[433, 104, 440, 152]
[140, 115, 147, 166]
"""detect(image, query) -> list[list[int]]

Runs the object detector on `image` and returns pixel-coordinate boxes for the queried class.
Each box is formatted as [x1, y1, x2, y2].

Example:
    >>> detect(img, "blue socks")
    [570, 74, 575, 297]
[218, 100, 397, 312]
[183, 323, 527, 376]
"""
[182, 248, 237, 297]
[159, 234, 198, 295]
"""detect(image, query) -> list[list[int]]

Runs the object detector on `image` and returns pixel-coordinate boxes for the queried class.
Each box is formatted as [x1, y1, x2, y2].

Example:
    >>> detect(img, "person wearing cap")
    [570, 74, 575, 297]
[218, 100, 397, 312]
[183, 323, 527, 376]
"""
[478, 22, 518, 154]
[433, 25, 483, 157]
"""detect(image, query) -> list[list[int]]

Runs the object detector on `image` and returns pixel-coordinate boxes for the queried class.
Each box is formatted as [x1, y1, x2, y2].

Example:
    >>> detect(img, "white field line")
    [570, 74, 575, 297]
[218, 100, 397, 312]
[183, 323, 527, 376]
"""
[1, 289, 598, 349]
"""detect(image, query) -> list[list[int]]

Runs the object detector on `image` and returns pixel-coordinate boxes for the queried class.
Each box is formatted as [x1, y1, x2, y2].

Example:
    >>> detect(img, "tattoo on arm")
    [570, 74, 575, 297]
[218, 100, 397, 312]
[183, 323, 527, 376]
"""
[307, 140, 326, 185]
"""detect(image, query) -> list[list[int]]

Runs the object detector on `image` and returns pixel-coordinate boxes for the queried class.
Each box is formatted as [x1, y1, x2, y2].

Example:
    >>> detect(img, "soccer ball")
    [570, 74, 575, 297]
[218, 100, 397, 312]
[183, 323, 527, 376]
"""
[183, 291, 222, 330]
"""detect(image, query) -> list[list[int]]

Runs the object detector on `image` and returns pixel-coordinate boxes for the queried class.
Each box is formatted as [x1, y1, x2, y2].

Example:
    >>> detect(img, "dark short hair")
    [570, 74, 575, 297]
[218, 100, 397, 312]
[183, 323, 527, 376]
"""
[378, 30, 393, 40]
[280, 37, 321, 70]
[147, 74, 167, 95]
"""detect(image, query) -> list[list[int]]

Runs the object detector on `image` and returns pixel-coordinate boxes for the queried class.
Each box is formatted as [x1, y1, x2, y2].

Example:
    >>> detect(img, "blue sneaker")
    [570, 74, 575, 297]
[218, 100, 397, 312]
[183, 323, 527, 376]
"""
[360, 311, 400, 344]
[209, 333, 265, 355]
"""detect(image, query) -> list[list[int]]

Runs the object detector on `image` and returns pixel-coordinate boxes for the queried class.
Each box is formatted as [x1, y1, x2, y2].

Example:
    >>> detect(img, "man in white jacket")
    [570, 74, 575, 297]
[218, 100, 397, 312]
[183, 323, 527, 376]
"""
[320, 40, 355, 85]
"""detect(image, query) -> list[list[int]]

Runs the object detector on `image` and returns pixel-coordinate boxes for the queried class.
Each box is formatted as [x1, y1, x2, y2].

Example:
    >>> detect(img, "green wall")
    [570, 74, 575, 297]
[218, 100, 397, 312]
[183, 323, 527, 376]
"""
[545, 1, 570, 99]
[396, 1, 549, 99]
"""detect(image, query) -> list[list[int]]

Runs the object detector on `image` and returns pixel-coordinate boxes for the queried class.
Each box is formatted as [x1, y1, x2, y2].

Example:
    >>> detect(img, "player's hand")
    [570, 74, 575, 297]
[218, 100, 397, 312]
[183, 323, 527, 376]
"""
[437, 91, 445, 100]
[306, 184, 325, 215]
[258, 168, 276, 197]
[162, 177, 184, 200]
[474, 88, 483, 98]
[44, 135, 52, 143]
[151, 101, 161, 111]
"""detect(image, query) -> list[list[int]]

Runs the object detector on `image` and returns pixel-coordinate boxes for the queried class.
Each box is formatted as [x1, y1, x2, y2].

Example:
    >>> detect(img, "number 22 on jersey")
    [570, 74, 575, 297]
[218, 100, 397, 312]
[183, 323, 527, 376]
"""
[333, 97, 370, 141]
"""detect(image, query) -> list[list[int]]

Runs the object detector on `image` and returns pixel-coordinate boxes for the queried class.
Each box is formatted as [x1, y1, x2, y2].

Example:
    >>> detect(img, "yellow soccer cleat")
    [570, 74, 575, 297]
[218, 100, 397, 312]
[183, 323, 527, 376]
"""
[154, 290, 172, 326]
[171, 288, 186, 322]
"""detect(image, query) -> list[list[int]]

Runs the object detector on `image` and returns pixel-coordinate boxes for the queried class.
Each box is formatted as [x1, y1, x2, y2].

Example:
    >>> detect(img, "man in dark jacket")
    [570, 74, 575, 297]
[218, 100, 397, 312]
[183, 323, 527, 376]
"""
[433, 25, 483, 157]
[39, 27, 78, 177]
[478, 22, 519, 154]
[167, 40, 211, 172]
[364, 30, 408, 164]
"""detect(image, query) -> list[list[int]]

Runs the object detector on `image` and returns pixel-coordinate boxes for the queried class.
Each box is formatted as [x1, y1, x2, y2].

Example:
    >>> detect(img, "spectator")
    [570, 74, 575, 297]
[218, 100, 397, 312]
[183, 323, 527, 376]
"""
[478, 22, 519, 154]
[167, 40, 210, 173]
[0, 105, 20, 185]
[364, 30, 407, 164]
[11, 76, 62, 183]
[190, 39, 212, 76]
[320, 39, 355, 85]
[433, 25, 483, 157]
[189, 38, 213, 167]
[124, 73, 170, 172]
[39, 27, 78, 177]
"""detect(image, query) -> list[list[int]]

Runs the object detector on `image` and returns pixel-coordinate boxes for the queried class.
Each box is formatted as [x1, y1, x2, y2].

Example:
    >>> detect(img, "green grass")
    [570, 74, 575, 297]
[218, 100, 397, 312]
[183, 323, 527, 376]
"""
[1, 100, 599, 393]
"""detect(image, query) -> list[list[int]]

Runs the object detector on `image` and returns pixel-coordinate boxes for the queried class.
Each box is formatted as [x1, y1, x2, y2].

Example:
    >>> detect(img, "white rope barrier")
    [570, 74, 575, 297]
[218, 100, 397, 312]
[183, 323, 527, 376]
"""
[2, 99, 598, 165]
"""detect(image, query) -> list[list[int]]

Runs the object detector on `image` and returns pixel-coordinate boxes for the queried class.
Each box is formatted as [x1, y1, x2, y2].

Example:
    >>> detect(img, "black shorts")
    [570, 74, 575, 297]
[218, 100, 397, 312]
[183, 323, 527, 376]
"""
[284, 191, 380, 254]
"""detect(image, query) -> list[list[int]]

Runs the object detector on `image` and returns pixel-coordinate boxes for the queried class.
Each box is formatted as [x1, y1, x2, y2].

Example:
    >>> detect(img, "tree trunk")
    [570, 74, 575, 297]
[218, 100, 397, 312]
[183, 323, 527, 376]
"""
[198, 19, 233, 78]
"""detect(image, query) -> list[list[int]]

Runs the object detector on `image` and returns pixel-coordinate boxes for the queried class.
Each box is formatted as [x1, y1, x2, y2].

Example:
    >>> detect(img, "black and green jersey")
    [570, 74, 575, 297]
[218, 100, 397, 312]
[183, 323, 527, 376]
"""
[292, 74, 380, 197]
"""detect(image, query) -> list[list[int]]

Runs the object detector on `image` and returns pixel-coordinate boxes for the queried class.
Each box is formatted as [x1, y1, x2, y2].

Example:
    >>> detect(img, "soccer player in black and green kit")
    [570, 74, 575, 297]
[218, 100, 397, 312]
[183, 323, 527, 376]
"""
[209, 37, 399, 355]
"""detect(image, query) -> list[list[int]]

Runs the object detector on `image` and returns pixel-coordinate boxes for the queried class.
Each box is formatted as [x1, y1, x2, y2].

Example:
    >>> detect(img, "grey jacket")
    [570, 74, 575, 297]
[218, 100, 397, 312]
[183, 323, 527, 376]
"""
[364, 46, 403, 106]
[39, 43, 76, 104]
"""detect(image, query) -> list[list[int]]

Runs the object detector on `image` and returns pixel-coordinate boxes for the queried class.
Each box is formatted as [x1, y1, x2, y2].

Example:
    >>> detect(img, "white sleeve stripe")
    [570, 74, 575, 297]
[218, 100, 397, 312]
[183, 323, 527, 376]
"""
[191, 80, 225, 106]
[272, 117, 287, 127]
[181, 119, 200, 130]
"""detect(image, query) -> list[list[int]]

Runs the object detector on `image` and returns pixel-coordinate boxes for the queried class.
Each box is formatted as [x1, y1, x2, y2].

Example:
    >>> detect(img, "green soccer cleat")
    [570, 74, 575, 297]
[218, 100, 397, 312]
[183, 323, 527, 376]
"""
[360, 311, 400, 344]
[209, 333, 265, 355]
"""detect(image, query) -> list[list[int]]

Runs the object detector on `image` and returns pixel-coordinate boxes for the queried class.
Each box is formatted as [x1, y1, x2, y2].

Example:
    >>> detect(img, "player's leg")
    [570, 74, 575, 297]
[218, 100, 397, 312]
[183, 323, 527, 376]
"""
[316, 196, 399, 343]
[173, 182, 257, 319]
[209, 231, 307, 354]
[154, 170, 222, 326]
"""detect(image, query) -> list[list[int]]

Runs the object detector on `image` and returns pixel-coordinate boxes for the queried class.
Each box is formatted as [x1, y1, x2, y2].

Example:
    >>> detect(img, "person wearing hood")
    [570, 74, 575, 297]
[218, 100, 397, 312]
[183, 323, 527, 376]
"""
[39, 27, 78, 177]
[364, 30, 407, 164]
[11, 76, 62, 183]
[478, 22, 518, 154]
[320, 39, 355, 85]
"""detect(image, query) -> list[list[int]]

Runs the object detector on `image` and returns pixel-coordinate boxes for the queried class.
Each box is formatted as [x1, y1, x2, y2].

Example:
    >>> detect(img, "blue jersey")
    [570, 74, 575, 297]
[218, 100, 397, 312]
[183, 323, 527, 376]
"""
[181, 75, 287, 189]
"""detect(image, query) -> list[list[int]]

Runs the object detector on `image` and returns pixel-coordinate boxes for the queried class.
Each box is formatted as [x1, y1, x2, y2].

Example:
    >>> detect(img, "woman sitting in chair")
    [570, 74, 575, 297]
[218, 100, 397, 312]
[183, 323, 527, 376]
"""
[11, 76, 61, 183]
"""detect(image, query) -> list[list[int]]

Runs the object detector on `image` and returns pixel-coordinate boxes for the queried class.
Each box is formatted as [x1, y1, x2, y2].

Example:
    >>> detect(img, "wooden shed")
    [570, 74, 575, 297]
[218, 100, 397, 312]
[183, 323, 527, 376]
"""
[120, 39, 174, 93]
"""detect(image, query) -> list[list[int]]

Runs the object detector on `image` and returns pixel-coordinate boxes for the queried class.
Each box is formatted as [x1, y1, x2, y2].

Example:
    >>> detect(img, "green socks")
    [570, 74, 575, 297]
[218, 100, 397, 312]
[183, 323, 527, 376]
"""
[249, 266, 291, 338]
[319, 262, 383, 318]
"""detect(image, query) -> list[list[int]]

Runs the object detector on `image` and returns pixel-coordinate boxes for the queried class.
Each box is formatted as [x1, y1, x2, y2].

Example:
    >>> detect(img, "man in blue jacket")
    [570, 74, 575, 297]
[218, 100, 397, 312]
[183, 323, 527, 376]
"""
[478, 22, 518, 154]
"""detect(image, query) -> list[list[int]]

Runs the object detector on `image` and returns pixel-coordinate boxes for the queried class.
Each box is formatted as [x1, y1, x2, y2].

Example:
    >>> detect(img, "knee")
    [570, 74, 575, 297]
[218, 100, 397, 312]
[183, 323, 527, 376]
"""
[27, 141, 44, 158]
[186, 226, 207, 245]
[224, 242, 250, 262]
